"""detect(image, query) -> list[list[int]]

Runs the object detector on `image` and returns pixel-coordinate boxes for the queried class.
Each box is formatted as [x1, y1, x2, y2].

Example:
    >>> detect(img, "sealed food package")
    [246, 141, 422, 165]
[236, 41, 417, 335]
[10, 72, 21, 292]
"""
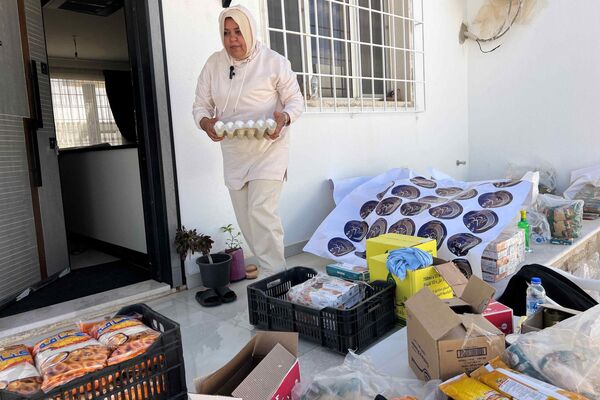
[0, 344, 42, 395]
[504, 304, 600, 399]
[287, 274, 363, 310]
[439, 374, 509, 400]
[535, 194, 583, 240]
[80, 314, 160, 366]
[32, 330, 111, 392]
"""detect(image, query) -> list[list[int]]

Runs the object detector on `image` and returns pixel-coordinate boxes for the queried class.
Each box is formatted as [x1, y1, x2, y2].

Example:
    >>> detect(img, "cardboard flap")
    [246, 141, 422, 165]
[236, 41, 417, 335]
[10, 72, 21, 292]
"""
[459, 314, 502, 336]
[405, 287, 462, 340]
[253, 331, 298, 357]
[460, 277, 496, 313]
[232, 343, 297, 400]
[433, 259, 468, 297]
[195, 336, 257, 395]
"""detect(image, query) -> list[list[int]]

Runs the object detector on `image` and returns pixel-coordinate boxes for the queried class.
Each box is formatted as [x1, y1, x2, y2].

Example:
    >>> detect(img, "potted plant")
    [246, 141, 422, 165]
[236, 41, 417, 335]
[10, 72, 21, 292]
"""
[221, 224, 246, 282]
[174, 226, 231, 288]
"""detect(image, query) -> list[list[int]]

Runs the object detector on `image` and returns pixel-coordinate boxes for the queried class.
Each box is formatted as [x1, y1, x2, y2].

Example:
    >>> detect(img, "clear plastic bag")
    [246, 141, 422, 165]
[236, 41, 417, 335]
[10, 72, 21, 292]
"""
[527, 209, 551, 244]
[534, 194, 584, 240]
[292, 352, 442, 400]
[507, 163, 557, 195]
[503, 304, 600, 398]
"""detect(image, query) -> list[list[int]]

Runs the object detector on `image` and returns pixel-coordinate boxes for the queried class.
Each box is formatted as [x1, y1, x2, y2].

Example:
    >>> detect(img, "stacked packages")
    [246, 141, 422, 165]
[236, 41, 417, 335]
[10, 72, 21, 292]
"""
[481, 229, 525, 282]
[287, 274, 362, 310]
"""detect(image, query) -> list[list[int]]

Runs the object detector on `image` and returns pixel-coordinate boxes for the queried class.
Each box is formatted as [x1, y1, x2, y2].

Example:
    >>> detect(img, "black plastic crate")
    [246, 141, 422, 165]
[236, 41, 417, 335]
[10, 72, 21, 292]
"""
[247, 267, 396, 354]
[0, 303, 187, 400]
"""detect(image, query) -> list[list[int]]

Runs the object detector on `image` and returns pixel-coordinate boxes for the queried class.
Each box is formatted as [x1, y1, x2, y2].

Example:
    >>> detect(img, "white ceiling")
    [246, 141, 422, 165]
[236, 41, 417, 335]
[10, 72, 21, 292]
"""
[43, 7, 129, 62]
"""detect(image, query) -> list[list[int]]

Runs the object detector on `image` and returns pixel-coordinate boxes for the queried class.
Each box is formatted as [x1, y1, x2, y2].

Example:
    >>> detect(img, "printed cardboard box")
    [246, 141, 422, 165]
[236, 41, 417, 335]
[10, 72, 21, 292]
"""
[482, 301, 514, 334]
[368, 255, 453, 320]
[366, 233, 437, 260]
[406, 266, 503, 381]
[191, 332, 299, 400]
[326, 263, 370, 281]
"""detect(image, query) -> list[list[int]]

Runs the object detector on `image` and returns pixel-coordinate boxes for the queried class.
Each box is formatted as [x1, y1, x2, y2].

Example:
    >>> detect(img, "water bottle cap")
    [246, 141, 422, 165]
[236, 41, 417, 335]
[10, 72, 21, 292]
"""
[531, 277, 541, 285]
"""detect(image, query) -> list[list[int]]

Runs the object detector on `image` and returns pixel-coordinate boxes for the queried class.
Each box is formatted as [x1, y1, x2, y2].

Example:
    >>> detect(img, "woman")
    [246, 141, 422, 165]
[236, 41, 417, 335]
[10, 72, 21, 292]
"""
[193, 5, 304, 275]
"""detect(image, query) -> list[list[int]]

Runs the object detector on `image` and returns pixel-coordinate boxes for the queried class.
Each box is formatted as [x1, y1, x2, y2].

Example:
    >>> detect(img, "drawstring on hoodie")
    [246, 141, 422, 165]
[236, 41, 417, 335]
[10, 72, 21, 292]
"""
[219, 53, 251, 117]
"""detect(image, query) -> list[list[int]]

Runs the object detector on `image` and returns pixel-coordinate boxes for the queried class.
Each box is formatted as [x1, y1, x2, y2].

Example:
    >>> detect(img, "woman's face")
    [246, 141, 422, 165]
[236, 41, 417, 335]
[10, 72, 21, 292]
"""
[224, 17, 247, 60]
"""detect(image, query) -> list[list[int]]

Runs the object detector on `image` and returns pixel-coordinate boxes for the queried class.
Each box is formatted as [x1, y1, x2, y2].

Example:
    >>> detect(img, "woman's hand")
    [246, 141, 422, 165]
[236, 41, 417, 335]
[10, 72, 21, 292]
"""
[200, 117, 224, 142]
[267, 111, 290, 140]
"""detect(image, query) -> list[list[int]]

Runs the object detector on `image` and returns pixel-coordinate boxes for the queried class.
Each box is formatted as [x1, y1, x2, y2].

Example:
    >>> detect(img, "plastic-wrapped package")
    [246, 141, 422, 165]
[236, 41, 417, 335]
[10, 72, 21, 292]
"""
[0, 344, 42, 395]
[79, 313, 160, 366]
[287, 274, 363, 310]
[292, 352, 441, 400]
[507, 163, 557, 195]
[534, 194, 584, 240]
[527, 209, 551, 244]
[564, 165, 600, 215]
[503, 304, 600, 399]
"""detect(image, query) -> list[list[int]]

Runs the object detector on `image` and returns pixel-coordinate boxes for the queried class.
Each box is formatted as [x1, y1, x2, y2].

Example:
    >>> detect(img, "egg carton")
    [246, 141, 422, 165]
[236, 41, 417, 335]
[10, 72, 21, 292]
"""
[215, 119, 277, 139]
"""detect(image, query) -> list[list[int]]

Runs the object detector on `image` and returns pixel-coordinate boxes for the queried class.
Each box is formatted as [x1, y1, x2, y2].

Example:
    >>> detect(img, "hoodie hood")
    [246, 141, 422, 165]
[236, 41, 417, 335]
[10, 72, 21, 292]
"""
[219, 5, 258, 60]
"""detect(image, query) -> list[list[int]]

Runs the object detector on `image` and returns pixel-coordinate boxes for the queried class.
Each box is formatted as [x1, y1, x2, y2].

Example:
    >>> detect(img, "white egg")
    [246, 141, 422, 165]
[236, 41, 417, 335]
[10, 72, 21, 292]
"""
[255, 120, 267, 139]
[266, 118, 277, 134]
[225, 122, 235, 138]
[214, 121, 225, 137]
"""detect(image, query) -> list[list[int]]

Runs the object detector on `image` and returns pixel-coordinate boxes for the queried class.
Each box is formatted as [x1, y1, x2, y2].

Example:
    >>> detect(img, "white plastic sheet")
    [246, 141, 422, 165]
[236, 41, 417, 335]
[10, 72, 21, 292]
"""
[505, 304, 600, 398]
[292, 351, 442, 400]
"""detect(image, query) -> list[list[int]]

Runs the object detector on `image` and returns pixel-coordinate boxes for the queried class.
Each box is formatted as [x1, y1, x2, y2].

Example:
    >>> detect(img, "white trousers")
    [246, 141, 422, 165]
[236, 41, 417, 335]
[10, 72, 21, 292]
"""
[228, 180, 286, 271]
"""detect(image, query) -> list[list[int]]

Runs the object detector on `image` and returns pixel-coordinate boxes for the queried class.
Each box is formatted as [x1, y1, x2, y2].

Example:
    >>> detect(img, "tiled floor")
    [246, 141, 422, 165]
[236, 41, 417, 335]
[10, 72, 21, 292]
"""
[146, 252, 348, 391]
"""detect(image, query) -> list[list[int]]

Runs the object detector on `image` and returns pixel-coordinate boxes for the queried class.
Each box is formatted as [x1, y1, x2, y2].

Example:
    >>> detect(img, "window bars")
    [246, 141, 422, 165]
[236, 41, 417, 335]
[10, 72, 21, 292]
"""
[264, 0, 425, 113]
[50, 77, 125, 149]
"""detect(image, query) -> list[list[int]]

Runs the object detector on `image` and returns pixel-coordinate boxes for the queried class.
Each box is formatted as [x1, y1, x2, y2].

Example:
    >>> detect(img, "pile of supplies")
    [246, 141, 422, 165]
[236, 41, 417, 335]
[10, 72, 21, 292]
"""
[481, 228, 525, 282]
[0, 313, 160, 396]
[287, 274, 363, 310]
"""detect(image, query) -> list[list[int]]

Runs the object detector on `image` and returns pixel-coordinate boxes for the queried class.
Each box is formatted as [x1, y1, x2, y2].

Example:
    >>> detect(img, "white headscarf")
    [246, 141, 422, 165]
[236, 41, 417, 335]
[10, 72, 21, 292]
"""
[218, 5, 258, 60]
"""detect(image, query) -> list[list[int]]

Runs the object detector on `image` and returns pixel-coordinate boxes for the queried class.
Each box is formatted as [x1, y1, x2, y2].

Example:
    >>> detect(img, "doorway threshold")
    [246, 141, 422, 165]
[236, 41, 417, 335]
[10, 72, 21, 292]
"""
[0, 280, 171, 345]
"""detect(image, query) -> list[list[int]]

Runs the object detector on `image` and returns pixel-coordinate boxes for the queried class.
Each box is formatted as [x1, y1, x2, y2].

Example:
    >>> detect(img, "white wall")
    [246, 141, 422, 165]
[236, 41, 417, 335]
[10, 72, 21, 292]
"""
[162, 0, 469, 277]
[43, 8, 128, 61]
[60, 148, 147, 253]
[467, 0, 600, 192]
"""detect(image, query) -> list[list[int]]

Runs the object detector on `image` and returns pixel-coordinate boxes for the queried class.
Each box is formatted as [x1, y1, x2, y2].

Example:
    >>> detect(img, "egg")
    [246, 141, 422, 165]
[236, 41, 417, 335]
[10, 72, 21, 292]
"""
[214, 121, 225, 137]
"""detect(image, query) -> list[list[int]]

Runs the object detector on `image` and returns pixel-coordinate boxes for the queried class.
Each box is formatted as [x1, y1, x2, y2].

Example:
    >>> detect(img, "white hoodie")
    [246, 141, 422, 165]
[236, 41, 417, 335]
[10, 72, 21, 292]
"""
[192, 5, 304, 190]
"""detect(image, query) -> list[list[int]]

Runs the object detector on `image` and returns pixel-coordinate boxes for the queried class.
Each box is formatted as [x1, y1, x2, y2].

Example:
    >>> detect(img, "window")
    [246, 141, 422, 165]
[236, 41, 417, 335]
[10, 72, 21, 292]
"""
[50, 76, 126, 149]
[265, 0, 424, 113]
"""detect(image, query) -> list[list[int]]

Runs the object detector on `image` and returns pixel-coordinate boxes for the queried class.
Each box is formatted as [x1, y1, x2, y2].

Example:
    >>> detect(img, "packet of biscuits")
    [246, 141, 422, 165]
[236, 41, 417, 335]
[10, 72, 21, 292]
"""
[79, 314, 160, 366]
[32, 330, 111, 392]
[0, 344, 42, 395]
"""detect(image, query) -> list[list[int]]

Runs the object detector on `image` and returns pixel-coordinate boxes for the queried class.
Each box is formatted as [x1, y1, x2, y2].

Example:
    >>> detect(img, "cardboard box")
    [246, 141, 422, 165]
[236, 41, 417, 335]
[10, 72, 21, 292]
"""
[325, 263, 370, 281]
[369, 255, 453, 320]
[191, 332, 300, 400]
[366, 233, 437, 260]
[406, 266, 503, 381]
[482, 301, 514, 334]
[521, 305, 581, 333]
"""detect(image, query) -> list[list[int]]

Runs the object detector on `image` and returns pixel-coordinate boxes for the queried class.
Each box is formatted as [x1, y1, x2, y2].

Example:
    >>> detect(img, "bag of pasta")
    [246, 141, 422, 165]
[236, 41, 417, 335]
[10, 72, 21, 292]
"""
[0, 344, 42, 395]
[79, 314, 160, 366]
[32, 330, 111, 392]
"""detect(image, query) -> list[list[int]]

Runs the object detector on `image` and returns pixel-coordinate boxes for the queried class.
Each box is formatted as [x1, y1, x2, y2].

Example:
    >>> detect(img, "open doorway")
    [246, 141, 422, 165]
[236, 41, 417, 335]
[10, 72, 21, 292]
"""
[0, 0, 181, 319]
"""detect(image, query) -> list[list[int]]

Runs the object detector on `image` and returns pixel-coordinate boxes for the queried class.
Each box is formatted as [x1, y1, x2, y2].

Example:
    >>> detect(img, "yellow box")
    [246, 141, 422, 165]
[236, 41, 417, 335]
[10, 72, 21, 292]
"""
[366, 233, 437, 260]
[369, 254, 454, 320]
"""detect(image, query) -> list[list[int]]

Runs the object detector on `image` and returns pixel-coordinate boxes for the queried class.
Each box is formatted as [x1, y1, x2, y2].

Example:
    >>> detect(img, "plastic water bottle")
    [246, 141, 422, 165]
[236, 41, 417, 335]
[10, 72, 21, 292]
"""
[526, 277, 546, 317]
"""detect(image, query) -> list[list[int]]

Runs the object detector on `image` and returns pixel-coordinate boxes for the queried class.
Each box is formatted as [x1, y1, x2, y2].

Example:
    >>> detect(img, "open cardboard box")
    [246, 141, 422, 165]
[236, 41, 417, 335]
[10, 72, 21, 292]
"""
[189, 331, 300, 400]
[521, 304, 581, 333]
[405, 261, 505, 381]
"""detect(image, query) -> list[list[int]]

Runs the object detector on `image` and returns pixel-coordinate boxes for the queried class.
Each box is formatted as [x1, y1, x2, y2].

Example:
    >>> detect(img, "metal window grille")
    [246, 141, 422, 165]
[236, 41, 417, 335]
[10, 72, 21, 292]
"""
[50, 77, 126, 149]
[263, 0, 425, 113]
